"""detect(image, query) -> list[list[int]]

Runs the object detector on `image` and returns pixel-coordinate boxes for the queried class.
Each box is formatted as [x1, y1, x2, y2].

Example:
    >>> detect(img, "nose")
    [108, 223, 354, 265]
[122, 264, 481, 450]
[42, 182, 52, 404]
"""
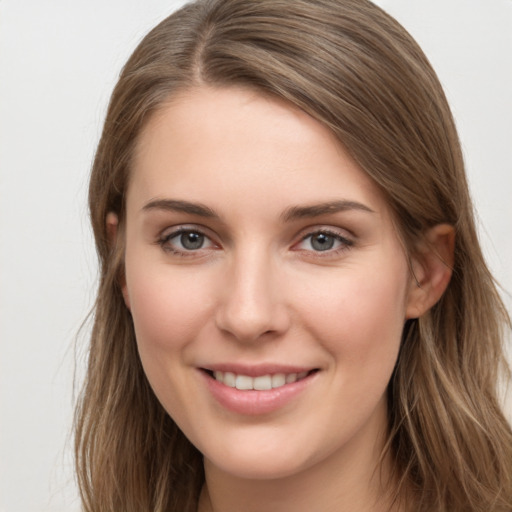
[215, 248, 291, 343]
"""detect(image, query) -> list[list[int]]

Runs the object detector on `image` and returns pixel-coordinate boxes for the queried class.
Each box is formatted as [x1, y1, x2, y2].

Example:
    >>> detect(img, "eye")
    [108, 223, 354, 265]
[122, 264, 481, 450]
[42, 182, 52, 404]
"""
[176, 231, 206, 250]
[296, 230, 353, 253]
[159, 228, 216, 254]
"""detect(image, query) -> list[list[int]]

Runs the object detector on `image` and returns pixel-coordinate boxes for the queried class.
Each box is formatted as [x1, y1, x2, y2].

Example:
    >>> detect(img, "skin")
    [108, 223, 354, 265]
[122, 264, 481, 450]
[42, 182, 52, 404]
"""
[112, 86, 453, 512]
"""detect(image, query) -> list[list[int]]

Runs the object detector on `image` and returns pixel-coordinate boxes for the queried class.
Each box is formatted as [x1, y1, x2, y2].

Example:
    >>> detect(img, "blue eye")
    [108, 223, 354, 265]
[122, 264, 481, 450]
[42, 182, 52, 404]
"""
[177, 231, 205, 250]
[160, 228, 214, 253]
[309, 233, 336, 251]
[298, 230, 353, 253]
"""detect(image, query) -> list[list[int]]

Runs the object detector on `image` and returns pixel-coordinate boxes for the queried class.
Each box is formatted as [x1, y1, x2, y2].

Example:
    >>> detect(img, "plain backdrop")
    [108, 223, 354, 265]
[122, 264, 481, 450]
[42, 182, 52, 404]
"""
[1, 1, 511, 511]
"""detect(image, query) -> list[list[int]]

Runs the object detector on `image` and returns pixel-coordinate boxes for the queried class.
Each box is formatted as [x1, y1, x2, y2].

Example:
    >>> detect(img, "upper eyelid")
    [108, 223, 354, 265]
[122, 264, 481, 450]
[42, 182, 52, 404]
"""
[298, 231, 353, 246]
[157, 226, 217, 251]
[297, 225, 355, 241]
[157, 227, 218, 256]
[302, 227, 350, 238]
[160, 224, 213, 239]
[293, 227, 355, 252]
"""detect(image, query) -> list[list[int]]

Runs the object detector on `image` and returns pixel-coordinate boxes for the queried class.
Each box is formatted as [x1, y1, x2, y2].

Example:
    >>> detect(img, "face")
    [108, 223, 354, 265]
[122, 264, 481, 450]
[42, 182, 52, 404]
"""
[122, 86, 418, 480]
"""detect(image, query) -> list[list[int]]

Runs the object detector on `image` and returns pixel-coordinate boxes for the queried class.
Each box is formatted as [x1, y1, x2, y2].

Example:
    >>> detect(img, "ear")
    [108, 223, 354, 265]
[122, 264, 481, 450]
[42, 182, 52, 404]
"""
[106, 212, 131, 310]
[406, 224, 455, 319]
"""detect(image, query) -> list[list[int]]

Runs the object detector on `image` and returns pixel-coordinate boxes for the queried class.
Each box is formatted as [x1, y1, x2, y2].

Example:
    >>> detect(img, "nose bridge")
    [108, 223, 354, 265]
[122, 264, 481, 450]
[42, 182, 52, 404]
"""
[216, 242, 288, 342]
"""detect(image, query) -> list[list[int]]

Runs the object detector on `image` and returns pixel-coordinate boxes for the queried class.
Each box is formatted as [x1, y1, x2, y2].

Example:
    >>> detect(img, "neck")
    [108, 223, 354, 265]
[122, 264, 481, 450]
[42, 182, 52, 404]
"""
[198, 417, 401, 512]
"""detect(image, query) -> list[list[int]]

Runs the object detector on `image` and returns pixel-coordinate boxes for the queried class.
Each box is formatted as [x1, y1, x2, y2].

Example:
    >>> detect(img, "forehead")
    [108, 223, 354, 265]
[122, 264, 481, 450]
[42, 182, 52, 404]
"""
[128, 86, 389, 217]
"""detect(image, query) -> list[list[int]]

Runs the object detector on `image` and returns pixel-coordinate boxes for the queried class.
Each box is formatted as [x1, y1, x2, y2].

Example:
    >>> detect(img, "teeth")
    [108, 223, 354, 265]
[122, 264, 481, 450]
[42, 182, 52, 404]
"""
[235, 375, 253, 390]
[212, 370, 310, 390]
[224, 372, 236, 387]
[271, 373, 286, 388]
[286, 373, 298, 384]
[254, 375, 272, 390]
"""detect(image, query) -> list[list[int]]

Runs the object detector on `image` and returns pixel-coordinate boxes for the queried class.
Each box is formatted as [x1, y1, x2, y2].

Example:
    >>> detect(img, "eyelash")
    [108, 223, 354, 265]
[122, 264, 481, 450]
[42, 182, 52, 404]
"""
[157, 227, 215, 257]
[157, 227, 354, 257]
[295, 229, 354, 256]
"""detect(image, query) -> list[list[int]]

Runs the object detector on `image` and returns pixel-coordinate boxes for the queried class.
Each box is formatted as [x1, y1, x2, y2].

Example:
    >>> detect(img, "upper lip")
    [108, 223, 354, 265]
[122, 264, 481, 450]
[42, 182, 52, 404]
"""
[200, 363, 318, 377]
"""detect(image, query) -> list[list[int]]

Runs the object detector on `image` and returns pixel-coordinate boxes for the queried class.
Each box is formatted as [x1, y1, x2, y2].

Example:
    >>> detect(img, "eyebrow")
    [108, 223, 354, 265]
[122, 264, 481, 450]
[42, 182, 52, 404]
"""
[142, 198, 219, 218]
[281, 200, 374, 222]
[142, 198, 374, 222]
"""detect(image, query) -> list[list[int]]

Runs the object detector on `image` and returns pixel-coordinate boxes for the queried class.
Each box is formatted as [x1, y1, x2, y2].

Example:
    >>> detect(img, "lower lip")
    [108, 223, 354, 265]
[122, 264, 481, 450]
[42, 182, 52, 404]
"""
[201, 371, 317, 416]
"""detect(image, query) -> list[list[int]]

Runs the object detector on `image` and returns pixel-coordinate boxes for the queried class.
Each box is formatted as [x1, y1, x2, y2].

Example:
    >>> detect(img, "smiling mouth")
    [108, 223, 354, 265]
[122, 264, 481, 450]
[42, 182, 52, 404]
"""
[202, 369, 318, 391]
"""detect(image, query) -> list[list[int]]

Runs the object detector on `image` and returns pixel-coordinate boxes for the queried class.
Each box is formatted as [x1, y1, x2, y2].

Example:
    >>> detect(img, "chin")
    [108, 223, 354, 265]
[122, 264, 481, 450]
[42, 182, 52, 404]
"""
[205, 450, 311, 481]
[198, 427, 333, 482]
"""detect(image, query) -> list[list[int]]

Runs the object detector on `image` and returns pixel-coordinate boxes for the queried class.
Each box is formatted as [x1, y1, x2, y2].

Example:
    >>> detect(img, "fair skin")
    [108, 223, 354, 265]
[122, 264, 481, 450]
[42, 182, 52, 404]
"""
[109, 86, 453, 512]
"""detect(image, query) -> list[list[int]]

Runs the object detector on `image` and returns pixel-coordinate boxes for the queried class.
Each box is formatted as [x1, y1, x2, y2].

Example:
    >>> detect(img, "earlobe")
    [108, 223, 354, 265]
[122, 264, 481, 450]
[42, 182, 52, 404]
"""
[406, 224, 455, 319]
[105, 212, 131, 310]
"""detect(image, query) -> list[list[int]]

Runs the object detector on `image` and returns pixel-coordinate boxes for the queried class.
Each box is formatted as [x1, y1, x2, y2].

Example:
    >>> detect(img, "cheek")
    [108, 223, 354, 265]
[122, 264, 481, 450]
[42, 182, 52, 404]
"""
[125, 259, 214, 357]
[297, 264, 408, 375]
[124, 259, 218, 419]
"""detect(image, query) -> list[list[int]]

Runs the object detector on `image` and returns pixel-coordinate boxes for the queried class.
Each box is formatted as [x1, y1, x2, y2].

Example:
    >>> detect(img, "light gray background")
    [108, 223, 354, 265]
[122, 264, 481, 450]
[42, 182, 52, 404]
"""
[1, 1, 511, 511]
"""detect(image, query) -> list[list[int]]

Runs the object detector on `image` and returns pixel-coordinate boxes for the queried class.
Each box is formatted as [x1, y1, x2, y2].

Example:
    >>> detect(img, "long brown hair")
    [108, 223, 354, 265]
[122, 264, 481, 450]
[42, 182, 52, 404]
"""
[76, 1, 512, 510]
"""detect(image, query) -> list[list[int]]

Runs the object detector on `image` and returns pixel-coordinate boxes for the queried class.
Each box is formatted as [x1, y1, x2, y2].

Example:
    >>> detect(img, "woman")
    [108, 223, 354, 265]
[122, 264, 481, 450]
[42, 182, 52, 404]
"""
[75, 0, 512, 510]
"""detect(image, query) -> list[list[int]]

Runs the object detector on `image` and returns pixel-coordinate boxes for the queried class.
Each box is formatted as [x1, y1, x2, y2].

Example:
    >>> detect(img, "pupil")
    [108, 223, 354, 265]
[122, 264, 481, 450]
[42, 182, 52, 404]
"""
[181, 232, 204, 250]
[311, 233, 334, 251]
